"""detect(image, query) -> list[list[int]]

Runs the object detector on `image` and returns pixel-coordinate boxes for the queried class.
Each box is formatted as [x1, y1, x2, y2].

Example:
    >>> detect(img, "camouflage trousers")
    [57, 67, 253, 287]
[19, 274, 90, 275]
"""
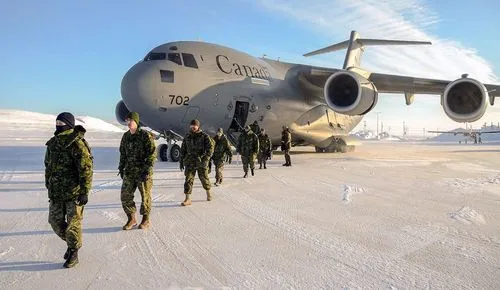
[284, 150, 291, 165]
[258, 151, 268, 166]
[121, 174, 152, 216]
[184, 165, 211, 194]
[48, 200, 84, 249]
[241, 154, 256, 173]
[213, 158, 225, 182]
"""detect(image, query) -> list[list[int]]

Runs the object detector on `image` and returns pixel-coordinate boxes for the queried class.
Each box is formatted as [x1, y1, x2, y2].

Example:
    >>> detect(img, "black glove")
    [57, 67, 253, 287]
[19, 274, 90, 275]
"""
[76, 194, 88, 206]
[180, 163, 184, 171]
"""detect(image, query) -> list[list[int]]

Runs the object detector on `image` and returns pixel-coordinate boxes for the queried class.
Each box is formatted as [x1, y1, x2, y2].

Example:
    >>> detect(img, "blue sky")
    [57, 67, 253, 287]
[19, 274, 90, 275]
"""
[1, 0, 499, 133]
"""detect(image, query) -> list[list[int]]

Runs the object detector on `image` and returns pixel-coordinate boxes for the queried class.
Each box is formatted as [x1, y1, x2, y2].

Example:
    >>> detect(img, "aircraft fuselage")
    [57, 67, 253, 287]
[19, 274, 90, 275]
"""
[120, 41, 362, 147]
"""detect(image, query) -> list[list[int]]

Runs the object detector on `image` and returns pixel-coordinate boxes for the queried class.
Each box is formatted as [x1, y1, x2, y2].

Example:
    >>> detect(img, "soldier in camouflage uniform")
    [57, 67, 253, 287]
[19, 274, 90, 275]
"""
[237, 125, 259, 178]
[118, 112, 156, 230]
[257, 128, 272, 169]
[212, 128, 232, 186]
[249, 120, 260, 136]
[45, 112, 93, 268]
[179, 119, 214, 205]
[281, 125, 292, 166]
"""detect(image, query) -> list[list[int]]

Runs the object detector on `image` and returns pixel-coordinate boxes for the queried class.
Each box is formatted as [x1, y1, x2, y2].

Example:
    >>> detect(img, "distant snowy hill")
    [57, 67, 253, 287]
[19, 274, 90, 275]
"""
[0, 109, 124, 146]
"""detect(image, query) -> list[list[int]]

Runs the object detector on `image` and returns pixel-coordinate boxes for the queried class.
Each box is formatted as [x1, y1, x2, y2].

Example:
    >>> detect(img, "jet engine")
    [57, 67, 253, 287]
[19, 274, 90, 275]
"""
[115, 100, 131, 125]
[323, 71, 378, 116]
[442, 77, 488, 122]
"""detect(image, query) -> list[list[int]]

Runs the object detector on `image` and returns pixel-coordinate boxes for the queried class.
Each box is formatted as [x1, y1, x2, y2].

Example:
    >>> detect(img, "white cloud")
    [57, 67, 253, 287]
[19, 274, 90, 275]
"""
[253, 0, 500, 134]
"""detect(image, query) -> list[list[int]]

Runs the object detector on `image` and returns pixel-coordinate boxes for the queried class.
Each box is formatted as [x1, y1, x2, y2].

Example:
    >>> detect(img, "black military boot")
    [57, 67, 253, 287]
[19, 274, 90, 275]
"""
[259, 163, 262, 169]
[63, 248, 79, 268]
[264, 163, 267, 169]
[243, 172, 248, 178]
[251, 168, 254, 176]
[63, 247, 70, 260]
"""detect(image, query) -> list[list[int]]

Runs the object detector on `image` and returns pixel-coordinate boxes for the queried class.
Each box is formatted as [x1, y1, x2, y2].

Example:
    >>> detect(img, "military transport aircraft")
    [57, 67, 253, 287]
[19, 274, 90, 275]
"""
[116, 30, 500, 161]
[429, 123, 500, 144]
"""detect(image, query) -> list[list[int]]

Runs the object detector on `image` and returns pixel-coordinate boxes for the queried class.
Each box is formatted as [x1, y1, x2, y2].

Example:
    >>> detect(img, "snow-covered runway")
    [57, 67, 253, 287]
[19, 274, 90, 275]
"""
[1, 140, 499, 289]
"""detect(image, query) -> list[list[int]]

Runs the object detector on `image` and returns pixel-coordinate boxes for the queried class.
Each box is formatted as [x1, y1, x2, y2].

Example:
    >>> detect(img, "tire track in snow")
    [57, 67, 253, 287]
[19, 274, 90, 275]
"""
[227, 189, 473, 289]
[169, 206, 241, 287]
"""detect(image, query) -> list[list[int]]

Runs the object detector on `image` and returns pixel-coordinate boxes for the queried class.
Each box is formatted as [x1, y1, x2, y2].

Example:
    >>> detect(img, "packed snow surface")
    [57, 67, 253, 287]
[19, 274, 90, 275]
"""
[1, 129, 500, 289]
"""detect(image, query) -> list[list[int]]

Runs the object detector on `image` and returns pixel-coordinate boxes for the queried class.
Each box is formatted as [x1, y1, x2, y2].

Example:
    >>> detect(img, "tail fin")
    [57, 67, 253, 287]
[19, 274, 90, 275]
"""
[303, 31, 431, 69]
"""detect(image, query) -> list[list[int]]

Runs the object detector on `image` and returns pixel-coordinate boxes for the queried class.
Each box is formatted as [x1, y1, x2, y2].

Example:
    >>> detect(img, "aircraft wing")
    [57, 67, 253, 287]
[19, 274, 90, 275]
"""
[427, 130, 500, 135]
[299, 68, 500, 105]
[427, 130, 468, 134]
[370, 73, 500, 97]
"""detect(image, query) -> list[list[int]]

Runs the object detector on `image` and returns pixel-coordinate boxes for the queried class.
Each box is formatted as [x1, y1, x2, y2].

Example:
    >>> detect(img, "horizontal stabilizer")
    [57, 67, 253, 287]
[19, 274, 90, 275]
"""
[303, 31, 432, 69]
[304, 38, 431, 57]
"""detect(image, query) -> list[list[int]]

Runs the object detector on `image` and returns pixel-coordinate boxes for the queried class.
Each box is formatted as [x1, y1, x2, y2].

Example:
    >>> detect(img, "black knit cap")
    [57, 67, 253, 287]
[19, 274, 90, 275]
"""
[56, 112, 75, 128]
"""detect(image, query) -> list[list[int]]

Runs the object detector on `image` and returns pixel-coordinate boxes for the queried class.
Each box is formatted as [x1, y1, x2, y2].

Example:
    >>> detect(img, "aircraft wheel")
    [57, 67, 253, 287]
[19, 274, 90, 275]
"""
[158, 144, 169, 162]
[315, 146, 325, 153]
[170, 144, 181, 162]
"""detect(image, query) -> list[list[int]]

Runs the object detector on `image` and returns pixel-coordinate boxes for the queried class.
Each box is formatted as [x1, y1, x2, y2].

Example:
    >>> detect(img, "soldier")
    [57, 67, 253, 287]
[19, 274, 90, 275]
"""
[118, 112, 156, 230]
[258, 128, 272, 169]
[179, 119, 214, 206]
[281, 125, 292, 166]
[45, 112, 93, 268]
[237, 125, 259, 178]
[249, 120, 261, 136]
[212, 128, 232, 186]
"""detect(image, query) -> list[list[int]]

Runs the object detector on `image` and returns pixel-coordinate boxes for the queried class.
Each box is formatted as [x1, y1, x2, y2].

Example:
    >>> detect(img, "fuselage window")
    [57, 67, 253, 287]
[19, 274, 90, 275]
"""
[160, 70, 174, 83]
[143, 52, 166, 61]
[168, 53, 182, 65]
[182, 53, 198, 68]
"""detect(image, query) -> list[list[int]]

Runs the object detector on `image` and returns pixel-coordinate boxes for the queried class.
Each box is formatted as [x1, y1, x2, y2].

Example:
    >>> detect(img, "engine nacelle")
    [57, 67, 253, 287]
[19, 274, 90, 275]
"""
[115, 100, 131, 125]
[442, 78, 488, 123]
[324, 71, 378, 115]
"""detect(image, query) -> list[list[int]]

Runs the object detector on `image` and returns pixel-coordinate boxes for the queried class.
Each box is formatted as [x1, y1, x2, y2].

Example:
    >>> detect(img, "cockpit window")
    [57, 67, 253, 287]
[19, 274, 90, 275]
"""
[143, 52, 166, 61]
[182, 53, 198, 69]
[168, 53, 182, 65]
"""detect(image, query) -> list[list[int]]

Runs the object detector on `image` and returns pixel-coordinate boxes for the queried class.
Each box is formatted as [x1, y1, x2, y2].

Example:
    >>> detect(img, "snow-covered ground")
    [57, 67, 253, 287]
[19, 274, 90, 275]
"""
[1, 129, 499, 289]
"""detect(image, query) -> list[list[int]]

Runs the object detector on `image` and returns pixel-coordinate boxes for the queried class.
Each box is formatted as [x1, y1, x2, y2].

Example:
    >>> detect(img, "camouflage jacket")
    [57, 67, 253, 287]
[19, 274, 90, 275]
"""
[212, 134, 232, 161]
[119, 128, 156, 175]
[237, 130, 259, 156]
[281, 129, 291, 150]
[258, 133, 272, 153]
[45, 126, 93, 201]
[180, 130, 214, 167]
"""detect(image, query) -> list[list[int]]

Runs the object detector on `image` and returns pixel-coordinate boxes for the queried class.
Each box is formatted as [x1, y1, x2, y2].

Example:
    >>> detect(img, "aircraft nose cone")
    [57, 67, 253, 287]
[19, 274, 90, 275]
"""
[121, 62, 159, 110]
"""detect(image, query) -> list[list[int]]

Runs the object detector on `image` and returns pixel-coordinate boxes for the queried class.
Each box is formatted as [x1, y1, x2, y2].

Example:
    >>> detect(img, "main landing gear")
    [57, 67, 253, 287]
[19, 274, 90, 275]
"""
[156, 130, 183, 162]
[314, 138, 355, 153]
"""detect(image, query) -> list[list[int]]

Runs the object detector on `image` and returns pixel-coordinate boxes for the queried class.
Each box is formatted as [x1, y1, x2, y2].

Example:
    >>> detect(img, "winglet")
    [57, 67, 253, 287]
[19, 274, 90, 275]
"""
[304, 31, 432, 69]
